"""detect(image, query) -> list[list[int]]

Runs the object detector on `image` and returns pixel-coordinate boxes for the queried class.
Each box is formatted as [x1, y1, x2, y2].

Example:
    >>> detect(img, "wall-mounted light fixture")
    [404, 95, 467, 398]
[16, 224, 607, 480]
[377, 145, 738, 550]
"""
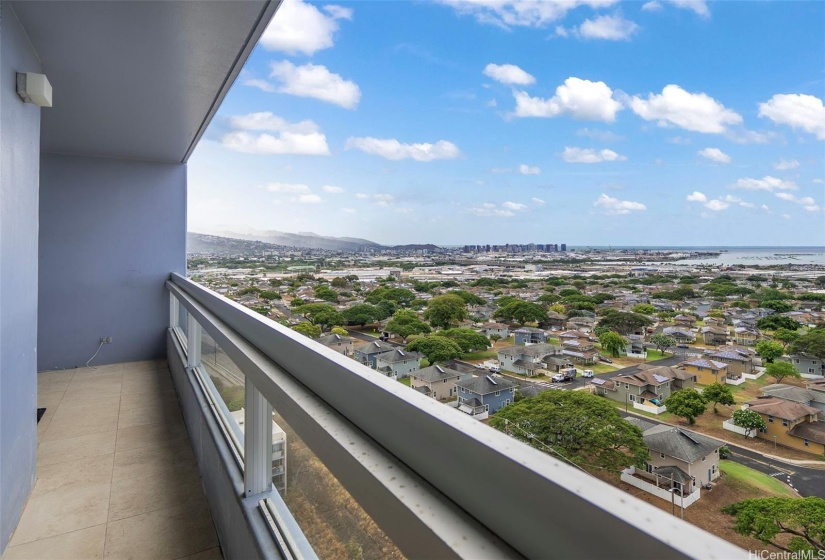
[16, 72, 52, 107]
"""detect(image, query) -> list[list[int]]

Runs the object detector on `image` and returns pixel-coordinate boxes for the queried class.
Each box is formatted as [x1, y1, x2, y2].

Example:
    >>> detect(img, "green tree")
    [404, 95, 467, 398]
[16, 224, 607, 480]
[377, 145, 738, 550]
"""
[489, 334, 502, 344]
[755, 340, 784, 363]
[259, 290, 281, 300]
[702, 382, 735, 414]
[773, 328, 800, 349]
[490, 391, 648, 472]
[385, 309, 431, 341]
[757, 315, 802, 332]
[405, 337, 463, 364]
[731, 408, 767, 438]
[424, 294, 468, 329]
[292, 322, 322, 338]
[664, 389, 707, 424]
[292, 303, 344, 331]
[449, 290, 486, 306]
[435, 328, 490, 353]
[331, 277, 347, 288]
[594, 310, 652, 336]
[765, 361, 801, 383]
[314, 285, 339, 303]
[341, 304, 378, 326]
[330, 326, 349, 336]
[631, 303, 656, 315]
[494, 300, 548, 325]
[789, 330, 825, 359]
[374, 300, 398, 321]
[729, 300, 751, 309]
[761, 300, 794, 313]
[599, 331, 627, 358]
[365, 287, 415, 306]
[549, 304, 566, 315]
[650, 333, 676, 354]
[722, 497, 825, 552]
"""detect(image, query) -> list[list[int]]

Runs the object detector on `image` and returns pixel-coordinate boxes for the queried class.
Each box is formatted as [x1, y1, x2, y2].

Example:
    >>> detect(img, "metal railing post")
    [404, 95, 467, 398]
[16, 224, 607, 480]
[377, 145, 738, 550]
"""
[245, 382, 273, 497]
[187, 314, 201, 368]
[170, 291, 180, 328]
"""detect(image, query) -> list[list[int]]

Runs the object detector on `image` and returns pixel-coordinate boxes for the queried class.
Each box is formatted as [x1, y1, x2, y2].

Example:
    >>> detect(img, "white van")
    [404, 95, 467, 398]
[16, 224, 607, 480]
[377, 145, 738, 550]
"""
[582, 370, 594, 378]
[489, 365, 501, 373]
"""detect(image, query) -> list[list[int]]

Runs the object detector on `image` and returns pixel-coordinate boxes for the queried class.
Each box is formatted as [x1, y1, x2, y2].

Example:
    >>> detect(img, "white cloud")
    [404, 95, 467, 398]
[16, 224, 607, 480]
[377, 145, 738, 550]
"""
[593, 194, 646, 215]
[758, 93, 825, 140]
[296, 194, 323, 204]
[532, 197, 546, 205]
[322, 185, 344, 194]
[686, 191, 707, 202]
[244, 78, 277, 93]
[483, 63, 535, 86]
[775, 192, 821, 212]
[562, 147, 627, 163]
[774, 159, 800, 170]
[469, 203, 515, 217]
[668, 136, 691, 145]
[514, 77, 622, 122]
[666, 0, 709, 17]
[577, 128, 623, 142]
[725, 129, 774, 144]
[703, 199, 729, 212]
[629, 84, 742, 133]
[503, 201, 527, 211]
[373, 194, 395, 206]
[259, 0, 352, 55]
[491, 167, 512, 174]
[641, 1, 662, 11]
[554, 25, 569, 37]
[519, 164, 541, 175]
[732, 176, 797, 192]
[269, 61, 361, 109]
[355, 193, 369, 199]
[577, 14, 639, 40]
[221, 130, 330, 155]
[345, 137, 460, 161]
[342, 208, 356, 214]
[267, 183, 311, 194]
[436, 0, 619, 29]
[782, 214, 791, 219]
[697, 147, 731, 164]
[814, 178, 824, 185]
[228, 112, 320, 134]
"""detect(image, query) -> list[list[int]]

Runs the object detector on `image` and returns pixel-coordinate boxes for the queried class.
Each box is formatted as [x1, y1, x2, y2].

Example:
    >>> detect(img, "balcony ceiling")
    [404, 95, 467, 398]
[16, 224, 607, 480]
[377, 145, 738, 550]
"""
[11, 0, 279, 163]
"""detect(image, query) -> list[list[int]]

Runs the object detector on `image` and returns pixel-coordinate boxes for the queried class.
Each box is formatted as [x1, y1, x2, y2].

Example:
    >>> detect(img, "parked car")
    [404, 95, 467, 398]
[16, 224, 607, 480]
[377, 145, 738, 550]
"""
[676, 344, 689, 349]
[581, 370, 594, 378]
[474, 363, 485, 370]
[598, 355, 613, 363]
[489, 365, 501, 373]
[552, 368, 577, 383]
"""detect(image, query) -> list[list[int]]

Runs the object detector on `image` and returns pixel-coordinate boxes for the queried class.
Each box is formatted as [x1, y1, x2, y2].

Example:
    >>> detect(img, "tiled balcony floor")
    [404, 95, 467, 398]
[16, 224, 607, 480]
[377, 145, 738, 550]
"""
[4, 361, 221, 560]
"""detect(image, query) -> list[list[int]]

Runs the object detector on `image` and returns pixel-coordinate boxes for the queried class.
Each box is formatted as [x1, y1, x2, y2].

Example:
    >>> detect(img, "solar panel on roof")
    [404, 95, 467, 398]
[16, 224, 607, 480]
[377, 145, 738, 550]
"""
[591, 378, 606, 385]
[653, 374, 669, 383]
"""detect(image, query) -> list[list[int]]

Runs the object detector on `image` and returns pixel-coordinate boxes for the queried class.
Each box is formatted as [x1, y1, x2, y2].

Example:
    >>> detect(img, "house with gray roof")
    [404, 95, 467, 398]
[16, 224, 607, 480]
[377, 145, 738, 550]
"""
[456, 375, 516, 417]
[786, 353, 825, 379]
[353, 340, 397, 368]
[513, 327, 547, 345]
[410, 365, 463, 401]
[662, 326, 695, 343]
[762, 384, 825, 416]
[317, 333, 355, 356]
[375, 348, 422, 380]
[592, 367, 685, 413]
[498, 343, 561, 377]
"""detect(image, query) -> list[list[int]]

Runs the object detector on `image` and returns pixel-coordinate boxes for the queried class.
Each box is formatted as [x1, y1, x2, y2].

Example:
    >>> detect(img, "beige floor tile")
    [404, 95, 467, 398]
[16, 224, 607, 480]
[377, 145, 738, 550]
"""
[38, 378, 72, 394]
[121, 376, 174, 397]
[56, 395, 121, 416]
[38, 432, 118, 467]
[38, 370, 75, 384]
[81, 363, 125, 375]
[42, 406, 120, 442]
[67, 373, 123, 390]
[32, 454, 114, 498]
[71, 367, 125, 382]
[62, 382, 123, 402]
[115, 421, 188, 453]
[119, 389, 178, 412]
[108, 464, 204, 522]
[10, 483, 111, 546]
[37, 391, 65, 409]
[3, 524, 106, 560]
[122, 360, 168, 373]
[36, 407, 57, 443]
[103, 497, 217, 560]
[176, 547, 222, 560]
[112, 439, 195, 482]
[117, 402, 182, 430]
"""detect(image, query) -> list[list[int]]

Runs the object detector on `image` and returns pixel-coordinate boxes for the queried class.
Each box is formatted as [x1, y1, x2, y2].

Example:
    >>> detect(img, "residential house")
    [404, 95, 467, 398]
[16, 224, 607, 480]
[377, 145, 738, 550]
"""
[681, 359, 729, 385]
[566, 316, 596, 333]
[627, 419, 721, 497]
[744, 397, 825, 455]
[541, 354, 575, 374]
[480, 322, 510, 339]
[542, 311, 567, 330]
[787, 353, 825, 379]
[761, 384, 825, 416]
[456, 375, 517, 417]
[639, 364, 697, 391]
[375, 349, 422, 380]
[703, 346, 755, 378]
[498, 343, 562, 377]
[592, 369, 678, 412]
[561, 338, 598, 365]
[662, 327, 696, 344]
[733, 327, 759, 346]
[317, 333, 355, 356]
[703, 317, 726, 328]
[410, 365, 463, 401]
[513, 327, 548, 346]
[353, 340, 398, 368]
[701, 325, 728, 346]
[625, 334, 647, 358]
[674, 314, 697, 327]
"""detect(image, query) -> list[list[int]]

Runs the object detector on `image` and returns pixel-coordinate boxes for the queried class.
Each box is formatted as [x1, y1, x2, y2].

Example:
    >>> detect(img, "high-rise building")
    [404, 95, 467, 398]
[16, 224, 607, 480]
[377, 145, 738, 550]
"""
[561, 244, 567, 252]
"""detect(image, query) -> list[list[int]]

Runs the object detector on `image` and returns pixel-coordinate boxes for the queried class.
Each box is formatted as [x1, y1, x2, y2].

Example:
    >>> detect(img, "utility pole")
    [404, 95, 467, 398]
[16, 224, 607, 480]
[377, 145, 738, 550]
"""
[670, 473, 676, 516]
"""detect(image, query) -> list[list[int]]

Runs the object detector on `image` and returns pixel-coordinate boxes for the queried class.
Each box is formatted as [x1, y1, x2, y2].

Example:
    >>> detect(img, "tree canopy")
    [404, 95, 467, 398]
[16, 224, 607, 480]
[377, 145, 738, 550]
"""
[594, 310, 652, 336]
[449, 290, 486, 306]
[341, 304, 378, 326]
[292, 303, 344, 331]
[722, 497, 825, 552]
[490, 390, 648, 472]
[599, 331, 627, 358]
[765, 361, 801, 383]
[773, 328, 800, 349]
[631, 303, 656, 315]
[385, 309, 431, 341]
[731, 408, 766, 438]
[755, 340, 785, 363]
[757, 315, 802, 332]
[434, 328, 490, 352]
[424, 294, 468, 329]
[650, 333, 676, 353]
[292, 322, 322, 338]
[494, 300, 548, 325]
[664, 389, 707, 424]
[702, 382, 735, 414]
[789, 330, 825, 359]
[405, 336, 463, 364]
[365, 287, 416, 307]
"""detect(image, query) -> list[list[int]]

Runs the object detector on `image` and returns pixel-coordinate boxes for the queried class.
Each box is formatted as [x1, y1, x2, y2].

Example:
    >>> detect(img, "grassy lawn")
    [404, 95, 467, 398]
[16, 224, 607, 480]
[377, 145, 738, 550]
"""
[590, 363, 618, 374]
[645, 349, 669, 360]
[718, 460, 797, 498]
[462, 350, 497, 361]
[398, 377, 411, 387]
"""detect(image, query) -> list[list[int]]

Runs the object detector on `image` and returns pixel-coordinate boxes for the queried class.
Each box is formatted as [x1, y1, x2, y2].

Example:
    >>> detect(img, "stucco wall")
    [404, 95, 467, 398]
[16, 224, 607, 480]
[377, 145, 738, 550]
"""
[0, 2, 42, 551]
[38, 154, 186, 370]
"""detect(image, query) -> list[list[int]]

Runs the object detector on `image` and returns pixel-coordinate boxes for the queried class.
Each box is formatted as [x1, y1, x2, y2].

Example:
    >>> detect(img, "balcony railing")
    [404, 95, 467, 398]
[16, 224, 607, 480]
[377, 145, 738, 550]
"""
[166, 273, 744, 559]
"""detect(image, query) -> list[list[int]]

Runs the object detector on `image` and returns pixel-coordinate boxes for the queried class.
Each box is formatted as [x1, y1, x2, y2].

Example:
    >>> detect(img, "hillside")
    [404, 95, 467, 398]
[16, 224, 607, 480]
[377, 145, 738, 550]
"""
[208, 228, 382, 251]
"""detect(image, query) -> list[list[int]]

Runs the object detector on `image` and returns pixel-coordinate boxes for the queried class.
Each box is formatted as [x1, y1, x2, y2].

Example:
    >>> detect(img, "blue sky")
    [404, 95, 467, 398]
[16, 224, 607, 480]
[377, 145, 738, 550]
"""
[188, 0, 825, 247]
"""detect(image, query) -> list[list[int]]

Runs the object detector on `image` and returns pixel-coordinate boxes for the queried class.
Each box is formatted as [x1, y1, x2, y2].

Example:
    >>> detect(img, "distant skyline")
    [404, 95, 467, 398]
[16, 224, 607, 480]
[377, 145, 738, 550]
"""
[189, 0, 825, 247]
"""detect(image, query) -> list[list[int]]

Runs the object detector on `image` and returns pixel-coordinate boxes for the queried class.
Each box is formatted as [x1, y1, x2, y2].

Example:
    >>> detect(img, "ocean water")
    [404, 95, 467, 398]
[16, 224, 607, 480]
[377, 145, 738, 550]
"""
[669, 247, 825, 266]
